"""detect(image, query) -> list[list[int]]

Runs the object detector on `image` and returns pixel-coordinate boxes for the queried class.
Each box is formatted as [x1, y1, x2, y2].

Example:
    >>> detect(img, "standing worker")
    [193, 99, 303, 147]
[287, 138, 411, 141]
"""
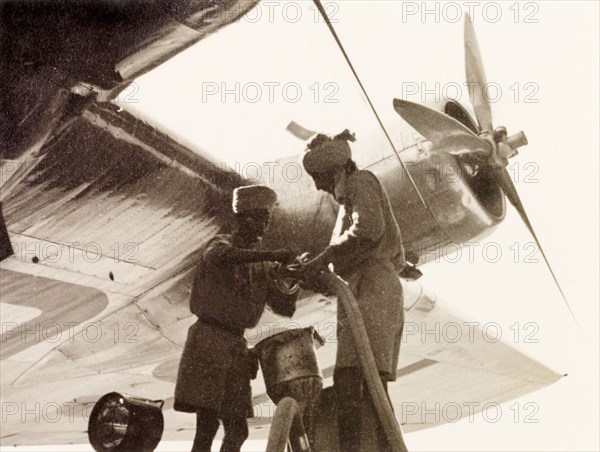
[174, 185, 298, 452]
[300, 130, 406, 452]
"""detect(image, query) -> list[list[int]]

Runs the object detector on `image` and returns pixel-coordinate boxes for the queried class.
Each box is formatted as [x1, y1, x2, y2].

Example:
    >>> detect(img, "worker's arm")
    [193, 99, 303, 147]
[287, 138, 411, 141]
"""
[303, 172, 384, 274]
[331, 171, 385, 251]
[206, 238, 296, 266]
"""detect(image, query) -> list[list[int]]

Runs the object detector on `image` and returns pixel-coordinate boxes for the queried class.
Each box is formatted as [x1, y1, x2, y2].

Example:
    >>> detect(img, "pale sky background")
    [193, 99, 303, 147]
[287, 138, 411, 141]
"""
[113, 1, 600, 451]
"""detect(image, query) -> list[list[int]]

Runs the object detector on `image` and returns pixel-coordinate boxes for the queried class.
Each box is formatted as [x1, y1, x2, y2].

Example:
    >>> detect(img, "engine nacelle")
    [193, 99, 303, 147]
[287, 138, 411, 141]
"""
[263, 98, 505, 266]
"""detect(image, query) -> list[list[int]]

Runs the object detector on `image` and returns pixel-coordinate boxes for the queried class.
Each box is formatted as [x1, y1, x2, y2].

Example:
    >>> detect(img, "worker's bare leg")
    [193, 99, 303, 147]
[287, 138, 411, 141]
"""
[220, 417, 248, 452]
[334, 367, 363, 452]
[364, 377, 393, 451]
[192, 409, 220, 452]
[335, 367, 393, 451]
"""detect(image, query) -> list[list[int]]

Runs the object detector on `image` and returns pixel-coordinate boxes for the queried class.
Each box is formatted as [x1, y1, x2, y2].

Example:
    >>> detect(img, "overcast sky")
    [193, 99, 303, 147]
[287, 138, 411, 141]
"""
[120, 2, 599, 450]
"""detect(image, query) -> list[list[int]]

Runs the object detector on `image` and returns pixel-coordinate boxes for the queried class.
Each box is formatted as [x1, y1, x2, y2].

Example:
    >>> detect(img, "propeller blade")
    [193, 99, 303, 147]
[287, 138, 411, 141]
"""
[493, 171, 564, 298]
[494, 168, 535, 237]
[393, 98, 491, 156]
[493, 167, 577, 315]
[464, 13, 494, 131]
[286, 121, 317, 140]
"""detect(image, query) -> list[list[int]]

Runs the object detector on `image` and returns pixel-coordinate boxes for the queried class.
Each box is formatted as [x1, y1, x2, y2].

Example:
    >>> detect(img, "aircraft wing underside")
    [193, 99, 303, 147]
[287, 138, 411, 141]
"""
[0, 101, 559, 447]
[1, 264, 560, 446]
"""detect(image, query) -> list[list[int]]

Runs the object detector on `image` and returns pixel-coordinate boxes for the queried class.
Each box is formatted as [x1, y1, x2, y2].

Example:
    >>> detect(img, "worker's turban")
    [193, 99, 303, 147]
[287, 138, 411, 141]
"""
[302, 130, 355, 176]
[232, 185, 277, 213]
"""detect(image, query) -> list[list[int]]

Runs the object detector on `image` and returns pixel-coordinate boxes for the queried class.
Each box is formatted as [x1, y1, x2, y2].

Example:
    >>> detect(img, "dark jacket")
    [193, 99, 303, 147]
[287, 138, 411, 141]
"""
[329, 171, 405, 380]
[174, 234, 296, 416]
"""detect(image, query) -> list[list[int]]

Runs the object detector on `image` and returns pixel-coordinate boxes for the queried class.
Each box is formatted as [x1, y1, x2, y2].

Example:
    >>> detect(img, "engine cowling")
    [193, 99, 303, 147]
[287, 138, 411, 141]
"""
[262, 100, 505, 266]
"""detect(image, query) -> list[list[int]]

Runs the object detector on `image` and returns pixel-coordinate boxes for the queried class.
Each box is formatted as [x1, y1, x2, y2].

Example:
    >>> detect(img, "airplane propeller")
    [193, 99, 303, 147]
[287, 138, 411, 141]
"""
[464, 13, 493, 132]
[289, 3, 578, 332]
[393, 13, 532, 238]
[462, 13, 533, 238]
[288, 12, 533, 243]
[391, 98, 532, 236]
[394, 15, 579, 331]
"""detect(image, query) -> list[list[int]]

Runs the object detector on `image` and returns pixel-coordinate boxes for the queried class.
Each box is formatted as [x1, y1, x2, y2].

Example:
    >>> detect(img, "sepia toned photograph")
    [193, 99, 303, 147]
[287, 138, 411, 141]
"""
[1, 1, 598, 451]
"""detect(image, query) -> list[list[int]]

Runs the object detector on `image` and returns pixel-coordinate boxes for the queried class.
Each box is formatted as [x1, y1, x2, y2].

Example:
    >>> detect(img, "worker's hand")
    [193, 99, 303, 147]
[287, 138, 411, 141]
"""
[299, 271, 335, 296]
[271, 248, 298, 264]
[297, 252, 312, 263]
[276, 264, 301, 279]
[282, 251, 311, 271]
[398, 261, 423, 281]
[299, 254, 329, 282]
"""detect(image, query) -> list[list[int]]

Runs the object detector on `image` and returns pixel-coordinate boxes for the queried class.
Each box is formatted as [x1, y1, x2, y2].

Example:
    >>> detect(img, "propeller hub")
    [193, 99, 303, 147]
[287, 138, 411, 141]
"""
[506, 131, 528, 150]
[493, 126, 508, 142]
[481, 135, 508, 167]
[486, 127, 527, 164]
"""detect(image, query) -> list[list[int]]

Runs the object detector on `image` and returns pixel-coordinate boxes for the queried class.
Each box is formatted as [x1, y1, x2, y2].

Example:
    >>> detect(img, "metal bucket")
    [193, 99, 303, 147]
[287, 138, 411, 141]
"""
[88, 392, 164, 452]
[253, 327, 325, 405]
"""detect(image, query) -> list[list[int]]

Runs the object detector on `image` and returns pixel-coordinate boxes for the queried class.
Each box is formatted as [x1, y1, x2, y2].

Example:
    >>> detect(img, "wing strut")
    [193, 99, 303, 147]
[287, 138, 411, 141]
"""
[312, 0, 427, 209]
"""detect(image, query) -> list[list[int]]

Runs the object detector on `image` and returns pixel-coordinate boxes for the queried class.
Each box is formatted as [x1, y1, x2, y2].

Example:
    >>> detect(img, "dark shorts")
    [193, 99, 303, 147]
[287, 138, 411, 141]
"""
[336, 262, 404, 380]
[174, 322, 257, 418]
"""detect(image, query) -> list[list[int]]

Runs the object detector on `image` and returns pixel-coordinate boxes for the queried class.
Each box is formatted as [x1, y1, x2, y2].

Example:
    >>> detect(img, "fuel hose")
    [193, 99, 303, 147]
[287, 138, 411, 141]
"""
[322, 271, 408, 452]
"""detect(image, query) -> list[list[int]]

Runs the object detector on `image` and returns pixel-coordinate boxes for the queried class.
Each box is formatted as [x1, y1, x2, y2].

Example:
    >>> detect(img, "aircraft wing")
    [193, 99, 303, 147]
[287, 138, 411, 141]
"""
[0, 100, 247, 445]
[0, 100, 559, 450]
[0, 1, 563, 448]
[1, 258, 561, 447]
[1, 0, 261, 161]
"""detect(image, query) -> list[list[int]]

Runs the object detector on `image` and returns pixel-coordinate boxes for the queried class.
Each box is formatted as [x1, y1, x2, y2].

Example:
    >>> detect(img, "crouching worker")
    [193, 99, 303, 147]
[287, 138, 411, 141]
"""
[174, 185, 299, 452]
